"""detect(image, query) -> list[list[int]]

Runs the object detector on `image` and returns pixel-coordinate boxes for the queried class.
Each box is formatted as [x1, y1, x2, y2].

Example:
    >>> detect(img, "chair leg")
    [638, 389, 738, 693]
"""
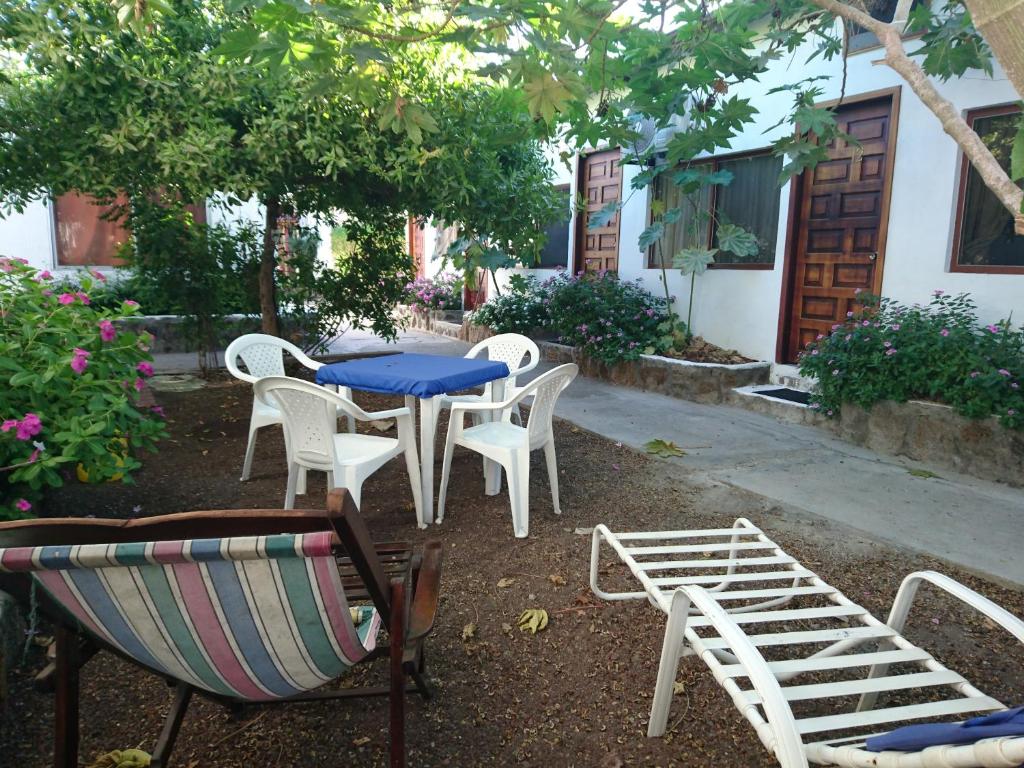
[543, 440, 561, 515]
[403, 447, 425, 529]
[648, 591, 692, 738]
[389, 578, 407, 768]
[507, 453, 530, 538]
[284, 463, 299, 509]
[150, 683, 193, 768]
[240, 420, 259, 481]
[297, 467, 308, 496]
[53, 624, 80, 768]
[341, 387, 356, 434]
[436, 435, 457, 526]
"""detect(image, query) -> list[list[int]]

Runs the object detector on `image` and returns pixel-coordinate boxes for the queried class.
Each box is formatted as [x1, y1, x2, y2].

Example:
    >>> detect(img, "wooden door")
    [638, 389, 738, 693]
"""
[408, 216, 426, 278]
[784, 95, 897, 362]
[576, 148, 622, 273]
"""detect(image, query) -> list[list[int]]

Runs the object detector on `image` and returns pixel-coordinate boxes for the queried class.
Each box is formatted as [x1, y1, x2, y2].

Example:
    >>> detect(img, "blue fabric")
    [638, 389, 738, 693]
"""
[315, 353, 510, 398]
[866, 706, 1024, 752]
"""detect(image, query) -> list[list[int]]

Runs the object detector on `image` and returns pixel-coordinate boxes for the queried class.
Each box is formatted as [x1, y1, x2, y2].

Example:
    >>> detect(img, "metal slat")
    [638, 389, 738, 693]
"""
[718, 649, 933, 678]
[795, 696, 1003, 735]
[709, 585, 836, 602]
[688, 604, 865, 627]
[651, 573, 811, 589]
[699, 625, 896, 650]
[612, 527, 763, 540]
[740, 671, 968, 704]
[637, 555, 796, 571]
[626, 541, 776, 555]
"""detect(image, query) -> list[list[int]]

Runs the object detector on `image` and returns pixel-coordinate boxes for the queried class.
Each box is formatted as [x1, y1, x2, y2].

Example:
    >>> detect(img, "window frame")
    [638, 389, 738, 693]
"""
[949, 103, 1024, 275]
[646, 147, 780, 271]
[535, 182, 573, 269]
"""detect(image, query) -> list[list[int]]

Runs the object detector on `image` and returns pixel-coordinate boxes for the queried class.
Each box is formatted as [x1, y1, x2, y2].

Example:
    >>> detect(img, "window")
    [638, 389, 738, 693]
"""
[951, 106, 1024, 272]
[53, 192, 130, 267]
[847, 0, 923, 52]
[648, 150, 783, 268]
[537, 184, 572, 268]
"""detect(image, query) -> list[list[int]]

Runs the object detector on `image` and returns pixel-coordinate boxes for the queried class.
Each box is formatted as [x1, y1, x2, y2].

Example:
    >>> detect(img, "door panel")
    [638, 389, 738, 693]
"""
[784, 96, 895, 362]
[576, 148, 622, 273]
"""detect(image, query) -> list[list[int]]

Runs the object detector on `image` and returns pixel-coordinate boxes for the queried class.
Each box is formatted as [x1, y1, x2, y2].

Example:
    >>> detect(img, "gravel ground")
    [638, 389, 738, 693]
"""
[1, 379, 1021, 768]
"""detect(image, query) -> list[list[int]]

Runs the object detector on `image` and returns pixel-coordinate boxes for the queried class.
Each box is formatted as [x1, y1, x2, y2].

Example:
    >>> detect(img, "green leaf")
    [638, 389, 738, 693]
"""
[523, 72, 570, 123]
[673, 248, 717, 276]
[715, 223, 759, 258]
[644, 439, 687, 458]
[212, 28, 260, 59]
[637, 222, 664, 250]
[588, 201, 620, 230]
[1011, 120, 1024, 182]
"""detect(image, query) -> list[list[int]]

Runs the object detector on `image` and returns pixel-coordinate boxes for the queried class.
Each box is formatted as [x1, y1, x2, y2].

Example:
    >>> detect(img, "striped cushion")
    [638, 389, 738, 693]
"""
[0, 532, 380, 701]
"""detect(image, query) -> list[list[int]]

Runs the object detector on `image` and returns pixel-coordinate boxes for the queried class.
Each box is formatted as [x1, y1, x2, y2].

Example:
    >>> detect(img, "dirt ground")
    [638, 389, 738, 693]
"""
[1, 378, 1022, 768]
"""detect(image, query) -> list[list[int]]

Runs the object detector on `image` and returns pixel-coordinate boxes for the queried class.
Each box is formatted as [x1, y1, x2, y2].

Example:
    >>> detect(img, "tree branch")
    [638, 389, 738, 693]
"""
[808, 0, 1024, 232]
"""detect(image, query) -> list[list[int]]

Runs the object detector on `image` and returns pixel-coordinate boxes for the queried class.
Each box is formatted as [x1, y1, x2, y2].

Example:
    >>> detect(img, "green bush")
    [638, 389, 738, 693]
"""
[470, 274, 549, 334]
[0, 258, 166, 519]
[403, 272, 464, 314]
[799, 292, 1023, 428]
[471, 270, 677, 364]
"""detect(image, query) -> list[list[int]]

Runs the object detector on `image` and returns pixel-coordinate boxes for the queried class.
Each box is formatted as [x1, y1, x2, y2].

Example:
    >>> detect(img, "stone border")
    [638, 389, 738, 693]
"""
[118, 314, 260, 354]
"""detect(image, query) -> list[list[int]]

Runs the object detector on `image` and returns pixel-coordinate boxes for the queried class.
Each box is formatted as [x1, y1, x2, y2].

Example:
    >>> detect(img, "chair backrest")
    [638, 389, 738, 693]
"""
[254, 377, 363, 471]
[467, 333, 540, 379]
[0, 529, 378, 702]
[225, 333, 318, 384]
[515, 364, 578, 447]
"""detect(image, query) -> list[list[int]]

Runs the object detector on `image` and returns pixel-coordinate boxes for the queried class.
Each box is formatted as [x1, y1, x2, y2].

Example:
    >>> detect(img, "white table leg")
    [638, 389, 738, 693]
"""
[484, 379, 505, 496]
[417, 395, 441, 525]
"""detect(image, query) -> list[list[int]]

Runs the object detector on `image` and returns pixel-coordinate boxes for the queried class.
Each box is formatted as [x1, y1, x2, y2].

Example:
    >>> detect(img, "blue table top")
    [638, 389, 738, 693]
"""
[315, 353, 510, 399]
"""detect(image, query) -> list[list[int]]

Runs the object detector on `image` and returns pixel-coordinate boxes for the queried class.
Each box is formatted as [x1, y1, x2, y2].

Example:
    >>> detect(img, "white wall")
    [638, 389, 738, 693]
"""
[617, 35, 1023, 363]
[0, 199, 58, 272]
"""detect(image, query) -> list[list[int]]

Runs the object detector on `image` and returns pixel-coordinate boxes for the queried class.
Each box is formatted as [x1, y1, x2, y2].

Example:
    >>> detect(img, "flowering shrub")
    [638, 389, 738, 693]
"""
[0, 258, 166, 519]
[470, 274, 551, 334]
[799, 292, 1023, 428]
[404, 273, 463, 314]
[547, 271, 676, 364]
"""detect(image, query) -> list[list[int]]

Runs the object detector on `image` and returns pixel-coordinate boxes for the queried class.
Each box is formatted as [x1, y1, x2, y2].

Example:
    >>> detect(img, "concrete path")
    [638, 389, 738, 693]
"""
[158, 328, 1024, 587]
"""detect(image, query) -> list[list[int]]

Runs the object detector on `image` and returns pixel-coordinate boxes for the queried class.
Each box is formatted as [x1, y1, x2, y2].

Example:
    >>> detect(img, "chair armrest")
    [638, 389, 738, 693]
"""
[361, 407, 412, 421]
[449, 398, 518, 413]
[887, 571, 1024, 643]
[289, 348, 324, 372]
[406, 540, 443, 643]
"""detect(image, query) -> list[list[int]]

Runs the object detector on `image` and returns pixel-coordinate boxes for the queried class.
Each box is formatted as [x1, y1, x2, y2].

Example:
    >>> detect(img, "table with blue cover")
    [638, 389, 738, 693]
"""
[316, 352, 511, 527]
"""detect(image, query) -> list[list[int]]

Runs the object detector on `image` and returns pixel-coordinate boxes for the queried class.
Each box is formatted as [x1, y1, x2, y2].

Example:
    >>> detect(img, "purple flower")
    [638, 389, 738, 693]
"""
[134, 377, 145, 392]
[862, 320, 870, 327]
[816, 334, 824, 340]
[70, 347, 90, 374]
[998, 369, 1011, 377]
[1009, 409, 1017, 417]
[15, 499, 31, 512]
[986, 324, 1000, 334]
[99, 320, 116, 342]
[150, 405, 165, 417]
[883, 341, 892, 348]
[940, 328, 950, 337]
[970, 371, 980, 378]
[885, 348, 897, 356]
[811, 349, 819, 356]
[832, 369, 840, 375]
[826, 409, 834, 416]
[890, 324, 900, 331]
[933, 289, 945, 296]
[846, 311, 854, 318]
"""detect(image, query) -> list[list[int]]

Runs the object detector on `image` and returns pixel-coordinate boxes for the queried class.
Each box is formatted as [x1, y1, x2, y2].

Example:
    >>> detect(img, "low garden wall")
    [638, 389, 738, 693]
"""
[118, 314, 261, 354]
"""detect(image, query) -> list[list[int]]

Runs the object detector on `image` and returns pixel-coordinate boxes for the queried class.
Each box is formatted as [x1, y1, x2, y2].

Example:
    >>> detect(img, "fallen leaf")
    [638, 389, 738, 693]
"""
[908, 468, 941, 479]
[644, 438, 686, 458]
[370, 419, 395, 432]
[548, 574, 566, 586]
[501, 622, 513, 633]
[462, 622, 477, 641]
[352, 736, 371, 747]
[673, 681, 686, 695]
[497, 577, 516, 588]
[518, 608, 549, 634]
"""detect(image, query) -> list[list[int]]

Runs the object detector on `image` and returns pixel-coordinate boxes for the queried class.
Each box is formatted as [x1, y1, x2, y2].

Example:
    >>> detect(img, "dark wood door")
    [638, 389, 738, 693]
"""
[785, 95, 896, 362]
[408, 216, 426, 278]
[576, 148, 622, 273]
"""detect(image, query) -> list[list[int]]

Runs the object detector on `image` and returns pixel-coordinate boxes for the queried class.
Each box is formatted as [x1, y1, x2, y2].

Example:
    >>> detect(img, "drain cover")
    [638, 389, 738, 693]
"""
[753, 387, 811, 405]
[149, 374, 206, 392]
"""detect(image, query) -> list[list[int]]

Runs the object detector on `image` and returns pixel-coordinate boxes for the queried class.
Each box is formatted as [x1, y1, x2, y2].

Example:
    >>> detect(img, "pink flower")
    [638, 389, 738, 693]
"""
[27, 449, 40, 463]
[123, 300, 139, 308]
[816, 334, 824, 340]
[811, 349, 819, 356]
[136, 361, 154, 377]
[940, 328, 950, 337]
[76, 291, 90, 305]
[90, 269, 107, 282]
[986, 324, 1000, 334]
[38, 270, 53, 280]
[933, 289, 945, 296]
[998, 369, 1011, 376]
[1, 419, 18, 433]
[883, 341, 892, 348]
[99, 319, 116, 342]
[150, 405, 165, 417]
[14, 499, 31, 512]
[890, 324, 900, 331]
[57, 293, 76, 305]
[970, 371, 980, 378]
[41, 289, 52, 297]
[846, 311, 854, 318]
[15, 413, 41, 440]
[70, 347, 91, 374]
[862, 320, 870, 327]
[885, 348, 897, 356]
[134, 377, 145, 392]
[1008, 409, 1017, 416]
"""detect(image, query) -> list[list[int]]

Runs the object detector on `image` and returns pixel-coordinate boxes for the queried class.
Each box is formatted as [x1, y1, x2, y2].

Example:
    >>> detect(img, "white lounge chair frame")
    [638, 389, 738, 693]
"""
[225, 333, 356, 483]
[590, 519, 1024, 768]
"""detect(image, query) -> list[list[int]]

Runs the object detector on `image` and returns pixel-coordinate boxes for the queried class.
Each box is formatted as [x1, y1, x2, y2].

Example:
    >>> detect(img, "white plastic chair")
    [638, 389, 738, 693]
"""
[440, 333, 541, 425]
[253, 376, 424, 524]
[225, 333, 355, 482]
[437, 363, 577, 538]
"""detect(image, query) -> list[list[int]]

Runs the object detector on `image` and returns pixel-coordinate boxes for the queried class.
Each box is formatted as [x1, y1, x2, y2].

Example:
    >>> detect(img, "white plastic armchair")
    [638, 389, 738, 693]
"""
[225, 333, 355, 482]
[437, 363, 577, 538]
[440, 333, 540, 425]
[253, 376, 425, 526]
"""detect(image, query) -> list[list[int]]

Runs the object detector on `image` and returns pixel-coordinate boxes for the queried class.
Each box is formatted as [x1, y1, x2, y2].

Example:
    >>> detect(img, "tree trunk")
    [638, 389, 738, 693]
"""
[808, 0, 1024, 233]
[961, 0, 1024, 99]
[260, 196, 281, 336]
